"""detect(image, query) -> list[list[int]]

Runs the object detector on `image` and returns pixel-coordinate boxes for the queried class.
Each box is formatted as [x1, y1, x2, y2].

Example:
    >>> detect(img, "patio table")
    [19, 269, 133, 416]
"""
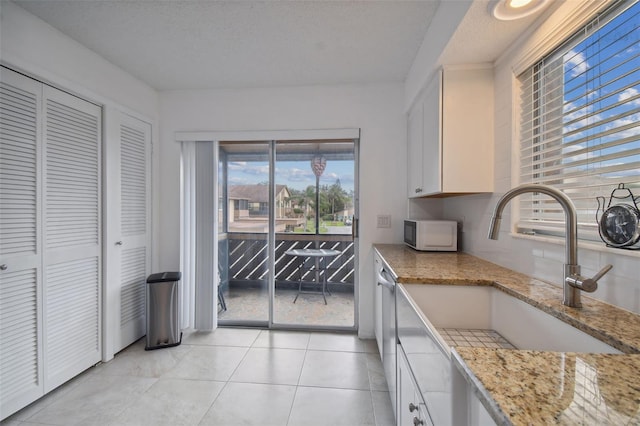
[285, 248, 341, 304]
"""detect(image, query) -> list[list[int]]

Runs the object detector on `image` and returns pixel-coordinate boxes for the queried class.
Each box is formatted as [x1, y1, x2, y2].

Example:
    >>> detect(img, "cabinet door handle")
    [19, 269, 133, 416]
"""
[413, 417, 424, 426]
[0, 264, 7, 271]
[115, 241, 123, 246]
[415, 188, 423, 193]
[409, 403, 419, 412]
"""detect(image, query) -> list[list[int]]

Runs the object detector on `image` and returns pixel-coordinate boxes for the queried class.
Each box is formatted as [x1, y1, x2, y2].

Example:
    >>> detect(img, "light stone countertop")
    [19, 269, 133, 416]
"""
[373, 244, 640, 425]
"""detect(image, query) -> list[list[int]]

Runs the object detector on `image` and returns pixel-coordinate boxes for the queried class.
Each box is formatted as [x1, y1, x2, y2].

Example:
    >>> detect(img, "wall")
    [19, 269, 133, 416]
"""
[0, 2, 159, 121]
[443, 2, 640, 315]
[158, 84, 407, 337]
[403, 0, 471, 112]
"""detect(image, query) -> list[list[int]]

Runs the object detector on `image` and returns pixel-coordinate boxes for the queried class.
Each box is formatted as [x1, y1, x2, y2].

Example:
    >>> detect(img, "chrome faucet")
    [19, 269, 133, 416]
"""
[488, 184, 612, 308]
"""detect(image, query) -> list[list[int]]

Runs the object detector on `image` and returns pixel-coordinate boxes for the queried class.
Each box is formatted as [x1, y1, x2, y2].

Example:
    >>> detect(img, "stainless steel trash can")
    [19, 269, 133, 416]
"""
[145, 271, 182, 350]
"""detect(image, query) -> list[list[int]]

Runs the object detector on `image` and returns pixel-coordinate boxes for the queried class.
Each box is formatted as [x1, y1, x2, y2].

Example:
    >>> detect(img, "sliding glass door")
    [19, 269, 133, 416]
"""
[273, 141, 356, 327]
[217, 138, 357, 330]
[218, 141, 271, 324]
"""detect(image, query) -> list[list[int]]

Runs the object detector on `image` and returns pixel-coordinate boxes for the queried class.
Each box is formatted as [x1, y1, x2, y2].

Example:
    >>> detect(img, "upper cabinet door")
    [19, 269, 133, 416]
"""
[0, 67, 45, 418]
[406, 67, 494, 198]
[421, 70, 443, 196]
[407, 100, 424, 197]
[440, 67, 494, 195]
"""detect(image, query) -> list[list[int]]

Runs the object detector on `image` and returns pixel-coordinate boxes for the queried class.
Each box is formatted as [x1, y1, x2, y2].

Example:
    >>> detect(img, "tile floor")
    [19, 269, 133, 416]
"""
[2, 328, 395, 426]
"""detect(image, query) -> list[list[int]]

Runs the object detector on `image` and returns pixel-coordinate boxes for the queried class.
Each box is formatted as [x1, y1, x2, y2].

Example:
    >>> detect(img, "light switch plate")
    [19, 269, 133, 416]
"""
[377, 215, 392, 228]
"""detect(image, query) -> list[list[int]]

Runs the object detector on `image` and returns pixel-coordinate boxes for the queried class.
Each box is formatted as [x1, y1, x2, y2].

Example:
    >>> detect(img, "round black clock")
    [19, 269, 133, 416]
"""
[598, 203, 640, 247]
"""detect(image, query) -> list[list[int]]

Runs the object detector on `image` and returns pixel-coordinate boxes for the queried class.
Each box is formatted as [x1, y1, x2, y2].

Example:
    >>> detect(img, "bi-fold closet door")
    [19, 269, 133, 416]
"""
[105, 112, 152, 354]
[0, 67, 102, 418]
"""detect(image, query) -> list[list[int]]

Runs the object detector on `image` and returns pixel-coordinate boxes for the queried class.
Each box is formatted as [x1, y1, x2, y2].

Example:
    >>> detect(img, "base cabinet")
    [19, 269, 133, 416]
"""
[397, 346, 433, 426]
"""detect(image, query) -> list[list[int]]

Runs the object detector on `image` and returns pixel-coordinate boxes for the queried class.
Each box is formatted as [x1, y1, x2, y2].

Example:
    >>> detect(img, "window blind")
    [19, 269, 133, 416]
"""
[518, 0, 640, 241]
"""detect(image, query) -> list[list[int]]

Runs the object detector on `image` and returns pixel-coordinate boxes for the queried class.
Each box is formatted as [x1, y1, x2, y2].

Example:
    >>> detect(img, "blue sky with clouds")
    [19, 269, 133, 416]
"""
[228, 159, 355, 192]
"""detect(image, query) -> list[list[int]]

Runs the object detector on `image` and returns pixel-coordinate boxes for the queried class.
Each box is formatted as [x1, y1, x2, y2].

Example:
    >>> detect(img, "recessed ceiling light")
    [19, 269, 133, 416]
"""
[490, 0, 550, 21]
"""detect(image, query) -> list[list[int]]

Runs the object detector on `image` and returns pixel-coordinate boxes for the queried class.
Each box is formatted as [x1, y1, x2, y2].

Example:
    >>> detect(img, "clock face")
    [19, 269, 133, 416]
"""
[599, 204, 640, 247]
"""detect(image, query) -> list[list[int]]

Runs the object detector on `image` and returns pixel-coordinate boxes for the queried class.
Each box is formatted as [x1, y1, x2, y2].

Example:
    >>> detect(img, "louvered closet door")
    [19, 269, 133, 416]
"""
[116, 114, 151, 351]
[0, 68, 44, 419]
[42, 86, 102, 392]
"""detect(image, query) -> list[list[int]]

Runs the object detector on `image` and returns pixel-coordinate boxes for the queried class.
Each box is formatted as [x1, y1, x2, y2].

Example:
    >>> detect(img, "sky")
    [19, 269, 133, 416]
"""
[227, 159, 355, 192]
[559, 1, 639, 179]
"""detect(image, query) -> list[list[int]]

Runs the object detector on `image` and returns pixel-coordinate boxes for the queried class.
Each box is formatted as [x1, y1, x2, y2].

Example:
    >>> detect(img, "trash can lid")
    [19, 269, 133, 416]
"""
[147, 271, 182, 283]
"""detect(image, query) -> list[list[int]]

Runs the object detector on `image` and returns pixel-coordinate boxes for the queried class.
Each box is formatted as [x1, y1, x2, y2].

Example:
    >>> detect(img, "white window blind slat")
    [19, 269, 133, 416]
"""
[518, 0, 640, 241]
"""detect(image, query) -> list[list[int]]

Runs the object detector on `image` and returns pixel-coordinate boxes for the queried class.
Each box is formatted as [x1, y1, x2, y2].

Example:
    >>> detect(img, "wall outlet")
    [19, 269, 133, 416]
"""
[377, 215, 392, 228]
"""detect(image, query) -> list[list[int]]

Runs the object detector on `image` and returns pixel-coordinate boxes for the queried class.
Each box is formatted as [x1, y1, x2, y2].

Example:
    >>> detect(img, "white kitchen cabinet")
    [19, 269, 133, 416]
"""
[397, 345, 433, 426]
[407, 66, 494, 198]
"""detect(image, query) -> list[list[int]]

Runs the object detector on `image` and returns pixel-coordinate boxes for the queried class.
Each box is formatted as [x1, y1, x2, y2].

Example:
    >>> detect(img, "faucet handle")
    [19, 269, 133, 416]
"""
[566, 264, 613, 293]
[592, 264, 613, 282]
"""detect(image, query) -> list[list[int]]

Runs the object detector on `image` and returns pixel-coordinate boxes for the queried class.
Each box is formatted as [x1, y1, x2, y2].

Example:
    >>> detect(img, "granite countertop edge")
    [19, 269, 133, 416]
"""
[450, 349, 512, 426]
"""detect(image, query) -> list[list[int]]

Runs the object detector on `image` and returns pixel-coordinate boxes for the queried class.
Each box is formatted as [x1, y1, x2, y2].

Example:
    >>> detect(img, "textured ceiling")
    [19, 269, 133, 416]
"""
[438, 0, 555, 66]
[11, 0, 553, 92]
[14, 0, 440, 91]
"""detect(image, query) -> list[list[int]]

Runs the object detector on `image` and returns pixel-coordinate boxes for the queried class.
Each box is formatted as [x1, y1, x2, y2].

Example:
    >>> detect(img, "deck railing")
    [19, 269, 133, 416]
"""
[219, 233, 355, 290]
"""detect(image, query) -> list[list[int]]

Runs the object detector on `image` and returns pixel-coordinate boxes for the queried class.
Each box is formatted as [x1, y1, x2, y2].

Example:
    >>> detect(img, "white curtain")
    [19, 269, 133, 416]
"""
[180, 141, 217, 330]
[180, 141, 195, 329]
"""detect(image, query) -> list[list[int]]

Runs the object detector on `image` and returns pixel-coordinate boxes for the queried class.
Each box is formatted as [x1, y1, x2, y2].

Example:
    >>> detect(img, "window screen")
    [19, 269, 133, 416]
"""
[518, 0, 640, 241]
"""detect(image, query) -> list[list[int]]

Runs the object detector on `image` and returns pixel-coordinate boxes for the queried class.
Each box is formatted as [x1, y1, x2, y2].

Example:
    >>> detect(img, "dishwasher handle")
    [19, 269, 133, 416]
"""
[377, 268, 395, 292]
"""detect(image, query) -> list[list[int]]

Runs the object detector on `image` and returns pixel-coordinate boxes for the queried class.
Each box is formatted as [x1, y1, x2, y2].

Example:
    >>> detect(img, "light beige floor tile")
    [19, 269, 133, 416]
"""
[7, 423, 59, 426]
[252, 330, 310, 349]
[161, 345, 248, 381]
[198, 382, 296, 426]
[288, 387, 376, 426]
[366, 353, 388, 391]
[1, 370, 86, 422]
[182, 327, 261, 347]
[4, 328, 390, 426]
[230, 347, 305, 385]
[307, 332, 374, 353]
[24, 375, 156, 425]
[372, 391, 395, 426]
[91, 340, 192, 378]
[298, 350, 370, 390]
[113, 378, 225, 426]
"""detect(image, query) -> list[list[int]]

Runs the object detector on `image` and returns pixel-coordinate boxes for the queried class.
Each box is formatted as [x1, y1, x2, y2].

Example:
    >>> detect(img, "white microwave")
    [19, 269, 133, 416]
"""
[404, 219, 458, 251]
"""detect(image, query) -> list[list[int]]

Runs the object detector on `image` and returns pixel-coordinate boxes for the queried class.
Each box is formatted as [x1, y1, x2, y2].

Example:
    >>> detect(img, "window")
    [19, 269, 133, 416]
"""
[518, 0, 640, 241]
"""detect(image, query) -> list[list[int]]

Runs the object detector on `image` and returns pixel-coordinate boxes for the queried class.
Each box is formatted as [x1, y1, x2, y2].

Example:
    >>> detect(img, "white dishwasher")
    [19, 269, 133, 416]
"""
[375, 254, 397, 417]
